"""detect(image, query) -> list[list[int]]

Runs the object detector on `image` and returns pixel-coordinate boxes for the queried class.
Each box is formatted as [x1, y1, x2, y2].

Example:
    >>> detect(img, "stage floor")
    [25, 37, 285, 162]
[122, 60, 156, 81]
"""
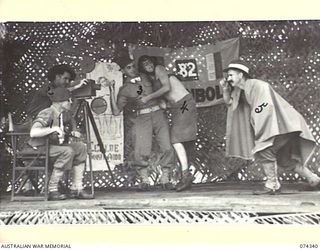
[1, 182, 320, 214]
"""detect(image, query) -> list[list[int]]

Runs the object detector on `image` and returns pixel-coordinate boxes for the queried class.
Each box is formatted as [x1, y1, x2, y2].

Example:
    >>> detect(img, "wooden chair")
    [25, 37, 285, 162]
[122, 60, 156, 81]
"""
[7, 117, 94, 201]
[8, 120, 50, 201]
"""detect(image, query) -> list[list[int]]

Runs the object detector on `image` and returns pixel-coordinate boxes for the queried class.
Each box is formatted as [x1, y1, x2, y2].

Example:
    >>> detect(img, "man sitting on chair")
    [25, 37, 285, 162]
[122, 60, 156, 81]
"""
[28, 87, 94, 200]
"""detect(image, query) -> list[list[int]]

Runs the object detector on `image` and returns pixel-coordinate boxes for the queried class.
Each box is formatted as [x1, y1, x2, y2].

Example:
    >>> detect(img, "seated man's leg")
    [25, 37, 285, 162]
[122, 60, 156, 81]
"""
[68, 142, 93, 199]
[47, 145, 75, 200]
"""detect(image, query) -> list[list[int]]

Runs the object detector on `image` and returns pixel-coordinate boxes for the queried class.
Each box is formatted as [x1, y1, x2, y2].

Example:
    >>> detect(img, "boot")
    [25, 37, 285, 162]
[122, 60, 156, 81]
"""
[70, 163, 94, 199]
[69, 189, 94, 199]
[161, 183, 175, 190]
[254, 162, 281, 195]
[253, 187, 281, 195]
[295, 164, 320, 190]
[48, 168, 66, 200]
[159, 168, 174, 190]
[175, 170, 193, 192]
[138, 167, 150, 191]
[137, 183, 151, 191]
[48, 191, 67, 201]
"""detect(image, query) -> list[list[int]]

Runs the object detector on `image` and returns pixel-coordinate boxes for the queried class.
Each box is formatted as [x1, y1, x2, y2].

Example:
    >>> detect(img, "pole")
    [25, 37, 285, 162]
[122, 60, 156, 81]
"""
[83, 100, 95, 195]
[84, 101, 116, 186]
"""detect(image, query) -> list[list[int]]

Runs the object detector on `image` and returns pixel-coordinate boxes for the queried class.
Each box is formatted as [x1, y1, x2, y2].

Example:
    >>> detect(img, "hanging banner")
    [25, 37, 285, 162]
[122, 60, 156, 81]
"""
[86, 62, 124, 171]
[133, 37, 239, 107]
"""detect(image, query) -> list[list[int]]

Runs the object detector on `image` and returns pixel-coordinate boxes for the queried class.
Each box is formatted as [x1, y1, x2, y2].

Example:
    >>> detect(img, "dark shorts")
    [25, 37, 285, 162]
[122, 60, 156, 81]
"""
[169, 94, 198, 144]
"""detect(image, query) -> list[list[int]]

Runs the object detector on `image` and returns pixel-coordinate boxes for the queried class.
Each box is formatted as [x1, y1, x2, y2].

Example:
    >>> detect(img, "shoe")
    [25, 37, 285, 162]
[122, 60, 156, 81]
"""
[70, 190, 94, 199]
[48, 191, 67, 201]
[253, 187, 281, 195]
[137, 183, 150, 192]
[161, 183, 175, 190]
[175, 173, 193, 192]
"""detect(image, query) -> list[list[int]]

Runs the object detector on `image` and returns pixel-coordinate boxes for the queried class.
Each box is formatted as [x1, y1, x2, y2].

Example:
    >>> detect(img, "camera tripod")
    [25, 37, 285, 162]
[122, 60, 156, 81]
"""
[74, 98, 116, 192]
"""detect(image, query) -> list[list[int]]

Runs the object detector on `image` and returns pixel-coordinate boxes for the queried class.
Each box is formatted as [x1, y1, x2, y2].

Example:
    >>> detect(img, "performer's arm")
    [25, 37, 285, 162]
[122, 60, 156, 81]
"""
[140, 65, 171, 103]
[109, 82, 124, 116]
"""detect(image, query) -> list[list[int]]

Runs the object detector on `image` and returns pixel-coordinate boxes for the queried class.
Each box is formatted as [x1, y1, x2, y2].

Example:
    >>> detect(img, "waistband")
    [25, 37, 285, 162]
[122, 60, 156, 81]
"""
[137, 105, 161, 115]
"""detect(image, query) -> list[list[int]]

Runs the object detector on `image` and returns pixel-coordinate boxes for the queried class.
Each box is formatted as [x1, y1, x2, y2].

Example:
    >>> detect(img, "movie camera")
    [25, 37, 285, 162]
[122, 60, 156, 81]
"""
[71, 78, 115, 187]
[72, 79, 101, 99]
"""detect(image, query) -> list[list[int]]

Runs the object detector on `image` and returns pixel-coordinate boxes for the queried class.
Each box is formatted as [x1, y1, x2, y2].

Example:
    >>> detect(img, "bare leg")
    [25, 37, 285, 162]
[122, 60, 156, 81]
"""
[173, 143, 188, 171]
[173, 142, 193, 192]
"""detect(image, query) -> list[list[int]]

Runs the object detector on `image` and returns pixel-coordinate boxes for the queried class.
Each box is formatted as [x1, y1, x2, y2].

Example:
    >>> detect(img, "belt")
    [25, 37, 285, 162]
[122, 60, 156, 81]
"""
[137, 105, 161, 115]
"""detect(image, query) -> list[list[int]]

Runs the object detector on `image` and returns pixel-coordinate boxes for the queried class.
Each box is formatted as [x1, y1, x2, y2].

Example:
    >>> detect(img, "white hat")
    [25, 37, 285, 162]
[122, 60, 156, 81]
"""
[223, 60, 250, 75]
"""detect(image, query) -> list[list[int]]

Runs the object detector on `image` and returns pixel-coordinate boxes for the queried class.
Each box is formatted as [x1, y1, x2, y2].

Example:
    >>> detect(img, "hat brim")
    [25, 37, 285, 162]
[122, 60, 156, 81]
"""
[223, 66, 245, 72]
[223, 66, 251, 77]
[223, 62, 249, 73]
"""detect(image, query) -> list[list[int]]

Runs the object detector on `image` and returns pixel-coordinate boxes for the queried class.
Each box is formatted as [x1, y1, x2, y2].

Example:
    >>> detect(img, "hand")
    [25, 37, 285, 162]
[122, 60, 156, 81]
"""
[71, 131, 81, 138]
[49, 126, 65, 144]
[139, 96, 150, 104]
[76, 79, 88, 89]
[51, 126, 64, 138]
[219, 78, 229, 89]
[159, 100, 167, 109]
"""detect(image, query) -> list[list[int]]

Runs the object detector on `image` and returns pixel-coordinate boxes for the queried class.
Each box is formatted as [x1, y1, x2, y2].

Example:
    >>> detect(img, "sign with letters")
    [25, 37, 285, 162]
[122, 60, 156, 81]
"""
[133, 37, 239, 107]
[86, 62, 124, 171]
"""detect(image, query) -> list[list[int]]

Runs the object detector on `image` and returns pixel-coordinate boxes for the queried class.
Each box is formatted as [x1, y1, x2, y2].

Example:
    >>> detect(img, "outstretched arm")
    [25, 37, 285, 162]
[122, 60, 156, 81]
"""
[109, 81, 123, 116]
[67, 79, 88, 92]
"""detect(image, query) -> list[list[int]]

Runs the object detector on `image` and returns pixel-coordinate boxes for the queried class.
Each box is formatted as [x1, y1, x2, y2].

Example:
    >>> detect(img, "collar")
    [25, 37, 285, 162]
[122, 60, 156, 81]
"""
[50, 104, 62, 117]
[237, 79, 246, 90]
